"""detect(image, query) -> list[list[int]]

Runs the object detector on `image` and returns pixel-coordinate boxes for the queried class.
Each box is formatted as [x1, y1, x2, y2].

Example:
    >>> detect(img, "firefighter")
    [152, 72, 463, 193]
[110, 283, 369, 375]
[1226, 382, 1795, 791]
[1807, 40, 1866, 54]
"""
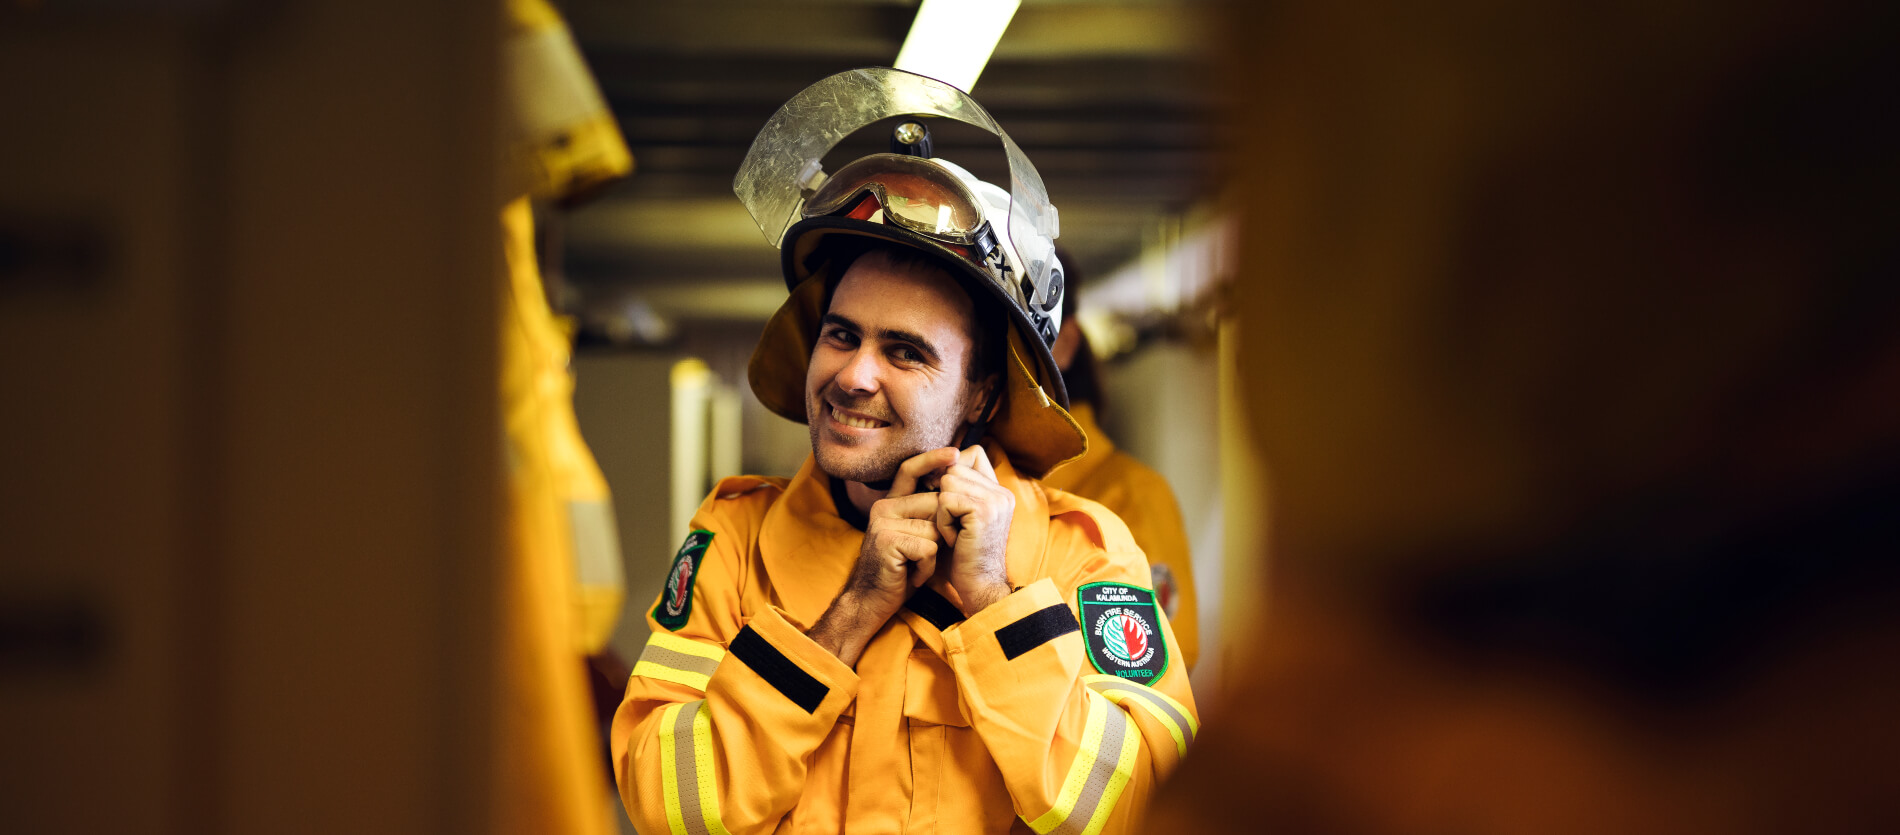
[1040, 258, 1202, 672]
[610, 68, 1197, 834]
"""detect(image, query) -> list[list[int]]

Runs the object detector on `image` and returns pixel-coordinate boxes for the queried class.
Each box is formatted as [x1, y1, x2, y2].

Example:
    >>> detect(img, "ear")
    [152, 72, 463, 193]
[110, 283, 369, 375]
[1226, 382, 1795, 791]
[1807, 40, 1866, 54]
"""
[964, 373, 1001, 423]
[1051, 316, 1082, 371]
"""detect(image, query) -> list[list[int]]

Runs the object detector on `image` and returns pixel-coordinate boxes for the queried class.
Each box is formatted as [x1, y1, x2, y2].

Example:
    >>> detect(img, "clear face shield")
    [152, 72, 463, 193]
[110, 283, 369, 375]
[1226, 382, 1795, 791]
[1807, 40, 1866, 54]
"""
[733, 67, 1063, 318]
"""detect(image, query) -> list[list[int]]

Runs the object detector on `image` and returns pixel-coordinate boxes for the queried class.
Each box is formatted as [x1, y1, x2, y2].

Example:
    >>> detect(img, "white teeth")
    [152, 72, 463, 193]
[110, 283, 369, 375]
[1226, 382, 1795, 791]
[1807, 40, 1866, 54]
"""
[832, 405, 885, 429]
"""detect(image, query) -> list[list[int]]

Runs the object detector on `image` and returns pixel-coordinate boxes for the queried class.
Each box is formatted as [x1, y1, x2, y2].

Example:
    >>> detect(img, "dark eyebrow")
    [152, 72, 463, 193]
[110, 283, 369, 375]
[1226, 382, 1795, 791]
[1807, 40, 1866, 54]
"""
[820, 313, 942, 365]
[821, 313, 862, 334]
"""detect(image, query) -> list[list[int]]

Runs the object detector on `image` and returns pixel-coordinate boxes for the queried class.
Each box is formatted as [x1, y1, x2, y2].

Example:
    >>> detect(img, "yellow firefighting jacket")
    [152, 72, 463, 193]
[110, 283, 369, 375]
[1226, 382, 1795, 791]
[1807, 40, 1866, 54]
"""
[1039, 403, 1200, 672]
[611, 444, 1199, 834]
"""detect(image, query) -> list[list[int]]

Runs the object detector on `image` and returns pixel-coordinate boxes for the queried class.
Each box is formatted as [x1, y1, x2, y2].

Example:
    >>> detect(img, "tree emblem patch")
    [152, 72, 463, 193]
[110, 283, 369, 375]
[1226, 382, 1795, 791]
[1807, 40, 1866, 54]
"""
[653, 530, 713, 631]
[1078, 582, 1169, 684]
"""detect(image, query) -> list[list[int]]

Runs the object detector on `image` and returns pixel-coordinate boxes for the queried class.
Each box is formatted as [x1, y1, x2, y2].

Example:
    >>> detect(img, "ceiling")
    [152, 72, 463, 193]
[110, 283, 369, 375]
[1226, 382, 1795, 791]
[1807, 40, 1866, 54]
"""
[556, 0, 1221, 339]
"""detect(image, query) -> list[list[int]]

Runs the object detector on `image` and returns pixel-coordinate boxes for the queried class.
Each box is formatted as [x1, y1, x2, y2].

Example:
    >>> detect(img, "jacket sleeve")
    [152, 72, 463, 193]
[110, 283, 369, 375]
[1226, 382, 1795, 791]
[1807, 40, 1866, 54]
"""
[610, 486, 860, 835]
[930, 508, 1200, 835]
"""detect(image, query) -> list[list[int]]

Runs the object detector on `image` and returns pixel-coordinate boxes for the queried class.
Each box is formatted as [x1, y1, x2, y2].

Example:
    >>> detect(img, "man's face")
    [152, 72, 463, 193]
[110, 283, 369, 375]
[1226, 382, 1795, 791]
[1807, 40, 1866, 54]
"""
[806, 250, 986, 484]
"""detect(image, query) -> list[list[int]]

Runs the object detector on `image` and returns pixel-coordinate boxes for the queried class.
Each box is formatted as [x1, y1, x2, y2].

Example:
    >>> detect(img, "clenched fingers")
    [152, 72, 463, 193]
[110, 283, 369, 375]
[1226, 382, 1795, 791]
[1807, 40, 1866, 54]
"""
[869, 528, 938, 587]
[869, 528, 939, 565]
[938, 467, 1010, 501]
[871, 491, 944, 522]
[870, 514, 940, 542]
[935, 469, 1012, 542]
[887, 447, 960, 497]
[958, 444, 998, 481]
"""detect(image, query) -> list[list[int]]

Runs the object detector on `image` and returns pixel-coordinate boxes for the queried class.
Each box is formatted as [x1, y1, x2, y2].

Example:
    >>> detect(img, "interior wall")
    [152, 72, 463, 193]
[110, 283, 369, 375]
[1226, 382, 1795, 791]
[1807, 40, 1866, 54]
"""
[573, 351, 682, 659]
[674, 319, 811, 479]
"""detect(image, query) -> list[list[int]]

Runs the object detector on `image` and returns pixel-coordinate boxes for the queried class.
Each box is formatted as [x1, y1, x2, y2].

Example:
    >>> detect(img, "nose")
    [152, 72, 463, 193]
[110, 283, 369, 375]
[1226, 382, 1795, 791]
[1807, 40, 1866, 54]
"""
[834, 344, 882, 395]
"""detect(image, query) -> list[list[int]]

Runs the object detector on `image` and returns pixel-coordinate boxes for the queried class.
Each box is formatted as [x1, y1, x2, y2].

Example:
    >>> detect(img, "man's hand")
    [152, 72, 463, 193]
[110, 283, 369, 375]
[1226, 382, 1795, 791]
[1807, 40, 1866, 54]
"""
[934, 445, 1015, 616]
[806, 449, 958, 666]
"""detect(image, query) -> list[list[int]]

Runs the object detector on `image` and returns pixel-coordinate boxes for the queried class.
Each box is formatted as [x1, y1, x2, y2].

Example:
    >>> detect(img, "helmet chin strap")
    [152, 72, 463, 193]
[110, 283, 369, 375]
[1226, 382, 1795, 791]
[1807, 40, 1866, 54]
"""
[857, 383, 1001, 493]
[956, 382, 1002, 452]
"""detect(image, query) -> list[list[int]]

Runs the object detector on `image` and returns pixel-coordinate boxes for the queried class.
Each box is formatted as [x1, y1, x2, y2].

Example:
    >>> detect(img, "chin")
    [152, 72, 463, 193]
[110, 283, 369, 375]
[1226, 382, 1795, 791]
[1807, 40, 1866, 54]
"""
[814, 444, 900, 484]
[808, 421, 895, 483]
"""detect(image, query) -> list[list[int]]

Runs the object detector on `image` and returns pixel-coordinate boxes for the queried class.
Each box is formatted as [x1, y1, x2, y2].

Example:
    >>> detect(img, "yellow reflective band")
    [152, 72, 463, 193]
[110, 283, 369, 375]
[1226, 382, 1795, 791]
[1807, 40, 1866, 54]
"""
[656, 700, 730, 835]
[634, 632, 727, 692]
[1026, 695, 1105, 834]
[688, 700, 732, 835]
[649, 631, 728, 662]
[657, 703, 689, 835]
[1084, 674, 1198, 757]
[1026, 691, 1138, 835]
[1095, 710, 1139, 835]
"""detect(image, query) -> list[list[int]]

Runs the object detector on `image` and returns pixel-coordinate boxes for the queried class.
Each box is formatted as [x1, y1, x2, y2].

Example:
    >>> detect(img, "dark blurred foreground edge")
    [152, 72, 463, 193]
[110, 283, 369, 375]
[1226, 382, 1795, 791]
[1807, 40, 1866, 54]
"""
[1153, 1, 1900, 832]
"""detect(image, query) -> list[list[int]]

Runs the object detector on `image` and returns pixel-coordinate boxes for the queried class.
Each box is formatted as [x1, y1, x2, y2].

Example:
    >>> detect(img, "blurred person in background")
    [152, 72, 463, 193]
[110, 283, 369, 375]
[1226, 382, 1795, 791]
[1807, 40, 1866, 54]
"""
[1040, 252, 1202, 672]
[1150, 0, 1900, 832]
[609, 69, 1196, 835]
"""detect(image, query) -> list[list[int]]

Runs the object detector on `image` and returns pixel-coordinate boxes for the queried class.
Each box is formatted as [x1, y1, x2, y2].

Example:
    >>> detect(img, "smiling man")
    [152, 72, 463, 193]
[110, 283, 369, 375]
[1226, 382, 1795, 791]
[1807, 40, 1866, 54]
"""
[806, 247, 993, 492]
[609, 69, 1198, 835]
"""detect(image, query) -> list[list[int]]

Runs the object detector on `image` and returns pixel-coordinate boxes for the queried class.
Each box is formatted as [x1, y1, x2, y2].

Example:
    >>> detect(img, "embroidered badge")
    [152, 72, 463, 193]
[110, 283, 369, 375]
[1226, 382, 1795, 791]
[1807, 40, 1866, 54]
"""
[1078, 581, 1169, 684]
[653, 530, 713, 631]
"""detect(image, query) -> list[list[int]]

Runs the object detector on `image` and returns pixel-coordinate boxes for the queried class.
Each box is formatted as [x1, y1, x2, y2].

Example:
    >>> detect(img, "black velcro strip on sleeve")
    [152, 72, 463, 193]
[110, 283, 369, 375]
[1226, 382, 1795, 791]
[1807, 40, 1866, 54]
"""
[729, 625, 828, 713]
[996, 603, 1081, 661]
[904, 586, 966, 631]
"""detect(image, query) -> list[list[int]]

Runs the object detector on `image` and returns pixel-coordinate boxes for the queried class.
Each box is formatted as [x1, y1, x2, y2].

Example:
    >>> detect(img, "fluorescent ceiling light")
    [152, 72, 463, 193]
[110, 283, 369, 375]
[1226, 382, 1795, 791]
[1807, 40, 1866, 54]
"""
[893, 0, 1022, 93]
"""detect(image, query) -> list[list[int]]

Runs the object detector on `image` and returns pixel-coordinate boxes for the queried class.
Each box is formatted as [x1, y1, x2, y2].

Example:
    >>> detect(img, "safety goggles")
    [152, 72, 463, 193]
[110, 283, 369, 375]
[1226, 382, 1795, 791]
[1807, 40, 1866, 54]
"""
[801, 154, 991, 247]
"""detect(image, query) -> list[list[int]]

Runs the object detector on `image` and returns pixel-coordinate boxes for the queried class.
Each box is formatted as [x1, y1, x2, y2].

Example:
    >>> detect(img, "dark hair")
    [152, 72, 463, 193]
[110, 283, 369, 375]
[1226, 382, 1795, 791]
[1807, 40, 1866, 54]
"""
[819, 237, 1003, 384]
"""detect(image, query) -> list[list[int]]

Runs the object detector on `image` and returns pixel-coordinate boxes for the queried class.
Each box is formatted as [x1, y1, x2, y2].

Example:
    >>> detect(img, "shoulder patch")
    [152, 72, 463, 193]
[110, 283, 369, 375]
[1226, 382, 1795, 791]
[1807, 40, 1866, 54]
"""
[1078, 581, 1170, 685]
[653, 530, 714, 631]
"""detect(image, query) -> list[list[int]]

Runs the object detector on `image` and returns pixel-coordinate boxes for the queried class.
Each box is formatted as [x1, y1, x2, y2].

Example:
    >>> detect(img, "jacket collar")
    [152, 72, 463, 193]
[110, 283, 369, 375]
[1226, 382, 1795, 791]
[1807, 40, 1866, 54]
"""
[1040, 401, 1113, 493]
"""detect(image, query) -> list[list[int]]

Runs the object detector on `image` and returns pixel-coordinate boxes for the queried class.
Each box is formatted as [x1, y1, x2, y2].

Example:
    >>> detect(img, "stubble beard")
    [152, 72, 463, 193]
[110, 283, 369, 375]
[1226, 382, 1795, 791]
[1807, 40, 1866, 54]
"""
[808, 386, 970, 484]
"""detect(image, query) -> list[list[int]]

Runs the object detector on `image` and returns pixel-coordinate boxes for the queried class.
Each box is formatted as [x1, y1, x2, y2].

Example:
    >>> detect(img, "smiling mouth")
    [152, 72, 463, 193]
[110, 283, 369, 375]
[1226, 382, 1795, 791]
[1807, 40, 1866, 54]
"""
[830, 404, 890, 430]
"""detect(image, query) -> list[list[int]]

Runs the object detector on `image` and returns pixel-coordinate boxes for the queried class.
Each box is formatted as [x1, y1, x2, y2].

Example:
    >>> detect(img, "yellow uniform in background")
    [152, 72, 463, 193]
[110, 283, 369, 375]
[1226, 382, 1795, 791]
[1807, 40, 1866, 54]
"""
[612, 446, 1199, 835]
[498, 199, 620, 834]
[495, 0, 631, 831]
[1041, 402, 1201, 672]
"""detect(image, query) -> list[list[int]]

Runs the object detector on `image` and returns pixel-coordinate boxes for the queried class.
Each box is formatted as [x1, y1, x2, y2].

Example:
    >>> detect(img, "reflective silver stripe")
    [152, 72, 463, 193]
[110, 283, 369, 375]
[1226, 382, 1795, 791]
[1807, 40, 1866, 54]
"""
[1053, 704, 1128, 835]
[641, 644, 722, 680]
[1087, 678, 1196, 747]
[672, 701, 709, 835]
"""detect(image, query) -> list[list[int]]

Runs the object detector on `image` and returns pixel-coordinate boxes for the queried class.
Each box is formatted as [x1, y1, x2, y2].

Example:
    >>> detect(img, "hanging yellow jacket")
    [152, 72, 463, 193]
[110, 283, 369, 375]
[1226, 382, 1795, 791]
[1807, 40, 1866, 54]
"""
[500, 195, 625, 652]
[496, 197, 621, 835]
[1040, 403, 1200, 672]
[610, 445, 1199, 835]
[491, 2, 634, 830]
[503, 0, 633, 203]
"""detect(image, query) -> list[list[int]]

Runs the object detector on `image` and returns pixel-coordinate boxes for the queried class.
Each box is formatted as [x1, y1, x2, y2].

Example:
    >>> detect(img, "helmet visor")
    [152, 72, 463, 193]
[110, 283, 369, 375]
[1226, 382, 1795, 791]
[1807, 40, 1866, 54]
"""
[734, 67, 1060, 308]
